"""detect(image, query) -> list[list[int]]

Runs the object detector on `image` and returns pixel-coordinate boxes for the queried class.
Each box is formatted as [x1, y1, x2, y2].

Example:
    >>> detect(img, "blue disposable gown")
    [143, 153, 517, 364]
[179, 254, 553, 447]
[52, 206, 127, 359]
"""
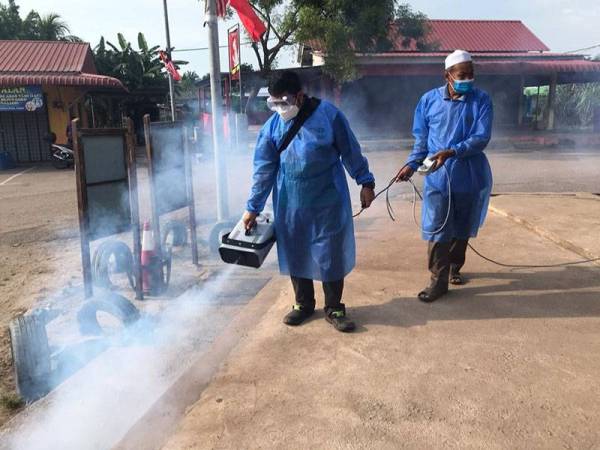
[246, 100, 375, 282]
[407, 86, 494, 242]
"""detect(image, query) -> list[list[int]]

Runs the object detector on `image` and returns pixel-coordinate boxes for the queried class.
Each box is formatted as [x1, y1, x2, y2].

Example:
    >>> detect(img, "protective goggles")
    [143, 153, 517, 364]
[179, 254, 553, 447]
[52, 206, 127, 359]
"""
[266, 95, 295, 111]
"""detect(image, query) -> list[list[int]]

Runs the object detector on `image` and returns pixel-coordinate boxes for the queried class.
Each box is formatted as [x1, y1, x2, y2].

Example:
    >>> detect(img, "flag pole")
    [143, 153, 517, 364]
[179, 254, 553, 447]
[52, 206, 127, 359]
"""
[237, 25, 243, 114]
[162, 0, 176, 122]
[207, 0, 229, 221]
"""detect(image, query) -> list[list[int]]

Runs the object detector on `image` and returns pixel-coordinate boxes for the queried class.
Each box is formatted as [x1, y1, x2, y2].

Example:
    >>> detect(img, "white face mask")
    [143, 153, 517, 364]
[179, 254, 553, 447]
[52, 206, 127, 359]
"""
[275, 104, 299, 122]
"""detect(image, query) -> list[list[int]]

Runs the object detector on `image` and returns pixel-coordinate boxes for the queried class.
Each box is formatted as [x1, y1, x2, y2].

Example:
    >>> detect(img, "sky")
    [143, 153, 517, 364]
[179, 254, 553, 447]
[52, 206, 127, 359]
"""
[11, 0, 600, 77]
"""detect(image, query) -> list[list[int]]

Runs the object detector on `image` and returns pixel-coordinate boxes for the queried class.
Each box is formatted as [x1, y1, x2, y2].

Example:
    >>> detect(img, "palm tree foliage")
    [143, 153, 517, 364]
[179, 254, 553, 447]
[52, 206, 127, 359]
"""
[94, 32, 187, 93]
[0, 0, 81, 41]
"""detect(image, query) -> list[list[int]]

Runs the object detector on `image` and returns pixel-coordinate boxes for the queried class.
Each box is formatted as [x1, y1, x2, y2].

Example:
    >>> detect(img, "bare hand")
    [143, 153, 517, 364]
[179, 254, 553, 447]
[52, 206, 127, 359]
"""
[242, 211, 258, 230]
[395, 165, 415, 182]
[431, 149, 456, 171]
[360, 187, 375, 208]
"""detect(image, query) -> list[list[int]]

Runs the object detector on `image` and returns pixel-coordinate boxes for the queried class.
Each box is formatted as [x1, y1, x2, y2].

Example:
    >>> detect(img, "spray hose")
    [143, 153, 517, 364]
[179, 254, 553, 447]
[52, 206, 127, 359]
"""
[354, 163, 600, 269]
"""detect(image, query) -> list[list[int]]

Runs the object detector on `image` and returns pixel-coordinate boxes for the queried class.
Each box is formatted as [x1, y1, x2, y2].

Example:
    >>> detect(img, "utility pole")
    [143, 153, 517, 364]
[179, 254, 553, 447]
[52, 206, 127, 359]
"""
[162, 0, 176, 122]
[207, 0, 229, 221]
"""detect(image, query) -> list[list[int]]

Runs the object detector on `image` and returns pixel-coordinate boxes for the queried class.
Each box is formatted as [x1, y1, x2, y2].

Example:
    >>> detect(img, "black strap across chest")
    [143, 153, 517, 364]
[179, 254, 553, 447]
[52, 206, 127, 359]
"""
[276, 96, 321, 155]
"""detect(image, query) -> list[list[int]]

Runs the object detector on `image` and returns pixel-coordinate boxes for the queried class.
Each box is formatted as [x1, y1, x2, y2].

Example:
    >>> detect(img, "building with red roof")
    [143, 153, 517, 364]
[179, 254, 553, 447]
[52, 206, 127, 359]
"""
[0, 40, 126, 163]
[297, 20, 600, 134]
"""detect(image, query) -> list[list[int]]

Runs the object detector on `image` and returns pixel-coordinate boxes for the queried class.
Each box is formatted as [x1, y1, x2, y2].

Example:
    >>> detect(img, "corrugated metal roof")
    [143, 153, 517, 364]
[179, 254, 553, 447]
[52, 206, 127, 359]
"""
[0, 40, 125, 90]
[307, 20, 550, 54]
[421, 20, 549, 53]
[357, 52, 579, 59]
[0, 40, 92, 73]
[360, 59, 600, 79]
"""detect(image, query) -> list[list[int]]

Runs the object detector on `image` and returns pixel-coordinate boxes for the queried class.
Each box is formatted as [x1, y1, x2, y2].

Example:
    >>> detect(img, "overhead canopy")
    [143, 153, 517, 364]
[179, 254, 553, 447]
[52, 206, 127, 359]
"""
[358, 55, 600, 84]
[0, 73, 126, 89]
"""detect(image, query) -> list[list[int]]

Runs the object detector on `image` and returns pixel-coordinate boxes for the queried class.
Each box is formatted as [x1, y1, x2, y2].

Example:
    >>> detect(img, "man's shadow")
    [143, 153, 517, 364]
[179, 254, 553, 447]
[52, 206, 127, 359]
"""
[350, 265, 600, 329]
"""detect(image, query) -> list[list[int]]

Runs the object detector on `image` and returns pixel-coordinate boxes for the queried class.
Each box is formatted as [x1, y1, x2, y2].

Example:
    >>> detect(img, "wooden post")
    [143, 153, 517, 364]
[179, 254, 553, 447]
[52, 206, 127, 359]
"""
[518, 75, 525, 127]
[535, 85, 541, 130]
[143, 114, 163, 260]
[127, 118, 144, 300]
[184, 127, 199, 266]
[72, 119, 93, 299]
[547, 73, 558, 131]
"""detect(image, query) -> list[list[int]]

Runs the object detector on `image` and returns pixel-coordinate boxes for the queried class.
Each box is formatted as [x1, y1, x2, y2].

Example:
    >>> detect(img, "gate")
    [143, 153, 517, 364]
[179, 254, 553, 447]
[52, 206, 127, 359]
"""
[0, 108, 51, 163]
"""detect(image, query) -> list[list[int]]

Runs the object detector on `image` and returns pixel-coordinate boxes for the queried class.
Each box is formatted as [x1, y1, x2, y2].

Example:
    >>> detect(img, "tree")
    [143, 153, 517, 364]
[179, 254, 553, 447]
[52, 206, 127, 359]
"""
[296, 1, 434, 81]
[244, 1, 431, 82]
[239, 1, 431, 109]
[556, 83, 600, 128]
[93, 32, 187, 93]
[36, 13, 80, 41]
[247, 1, 299, 79]
[0, 0, 23, 39]
[0, 0, 81, 41]
[178, 71, 200, 99]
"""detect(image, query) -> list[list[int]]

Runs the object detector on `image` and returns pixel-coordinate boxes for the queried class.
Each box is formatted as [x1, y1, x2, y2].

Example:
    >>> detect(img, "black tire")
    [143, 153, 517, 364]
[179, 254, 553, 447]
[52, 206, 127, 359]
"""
[77, 292, 140, 336]
[209, 221, 237, 255]
[51, 158, 69, 169]
[9, 314, 52, 402]
[161, 220, 188, 248]
[92, 240, 135, 291]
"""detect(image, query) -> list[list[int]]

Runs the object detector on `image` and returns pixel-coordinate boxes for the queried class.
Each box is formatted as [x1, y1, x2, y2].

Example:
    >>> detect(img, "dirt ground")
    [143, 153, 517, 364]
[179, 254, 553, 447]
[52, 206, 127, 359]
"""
[0, 166, 80, 424]
[0, 151, 255, 427]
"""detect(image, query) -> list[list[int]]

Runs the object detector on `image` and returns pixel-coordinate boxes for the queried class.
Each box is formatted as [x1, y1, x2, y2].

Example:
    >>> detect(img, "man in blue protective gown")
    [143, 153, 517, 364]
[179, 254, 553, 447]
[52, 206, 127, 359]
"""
[243, 71, 376, 332]
[397, 50, 493, 303]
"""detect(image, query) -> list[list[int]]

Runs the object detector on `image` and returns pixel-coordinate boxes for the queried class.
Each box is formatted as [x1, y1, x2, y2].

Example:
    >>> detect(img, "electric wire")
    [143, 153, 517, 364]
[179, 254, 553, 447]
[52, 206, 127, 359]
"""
[352, 173, 401, 219]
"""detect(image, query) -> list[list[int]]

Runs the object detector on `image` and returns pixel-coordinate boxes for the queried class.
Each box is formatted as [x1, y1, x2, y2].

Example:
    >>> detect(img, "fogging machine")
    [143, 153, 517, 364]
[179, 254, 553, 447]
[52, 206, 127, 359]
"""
[219, 213, 275, 268]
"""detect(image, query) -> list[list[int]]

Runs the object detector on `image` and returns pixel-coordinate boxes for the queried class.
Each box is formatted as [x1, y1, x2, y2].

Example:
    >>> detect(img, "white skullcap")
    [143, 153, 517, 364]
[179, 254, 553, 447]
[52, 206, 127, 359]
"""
[445, 50, 472, 70]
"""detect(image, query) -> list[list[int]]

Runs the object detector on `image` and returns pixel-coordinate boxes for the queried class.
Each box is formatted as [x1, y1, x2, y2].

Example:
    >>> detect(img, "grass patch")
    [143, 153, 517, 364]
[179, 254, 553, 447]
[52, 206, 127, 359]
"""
[0, 392, 24, 411]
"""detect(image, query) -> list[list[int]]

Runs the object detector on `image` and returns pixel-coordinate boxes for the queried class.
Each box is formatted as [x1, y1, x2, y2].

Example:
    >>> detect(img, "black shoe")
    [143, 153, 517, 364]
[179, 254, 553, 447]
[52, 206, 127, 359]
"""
[450, 272, 465, 285]
[325, 304, 355, 332]
[418, 285, 448, 303]
[283, 304, 314, 326]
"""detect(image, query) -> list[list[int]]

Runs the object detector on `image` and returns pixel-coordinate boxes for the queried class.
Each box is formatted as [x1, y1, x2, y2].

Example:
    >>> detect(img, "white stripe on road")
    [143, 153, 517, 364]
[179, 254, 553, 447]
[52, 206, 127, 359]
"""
[0, 167, 35, 186]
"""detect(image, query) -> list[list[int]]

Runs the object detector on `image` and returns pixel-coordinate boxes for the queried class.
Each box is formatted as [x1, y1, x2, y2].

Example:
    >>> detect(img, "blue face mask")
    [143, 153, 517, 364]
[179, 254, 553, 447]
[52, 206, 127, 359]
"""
[452, 78, 474, 95]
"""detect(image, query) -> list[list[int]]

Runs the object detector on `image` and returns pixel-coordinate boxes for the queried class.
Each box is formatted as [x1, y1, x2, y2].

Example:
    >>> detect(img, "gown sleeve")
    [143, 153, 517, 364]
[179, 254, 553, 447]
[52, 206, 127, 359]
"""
[406, 95, 430, 170]
[451, 93, 493, 159]
[246, 123, 279, 214]
[333, 111, 375, 186]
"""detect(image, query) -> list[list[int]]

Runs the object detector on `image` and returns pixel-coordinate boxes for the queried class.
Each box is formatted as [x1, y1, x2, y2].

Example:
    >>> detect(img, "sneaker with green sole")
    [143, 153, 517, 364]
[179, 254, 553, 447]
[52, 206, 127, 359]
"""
[325, 304, 355, 332]
[283, 304, 314, 326]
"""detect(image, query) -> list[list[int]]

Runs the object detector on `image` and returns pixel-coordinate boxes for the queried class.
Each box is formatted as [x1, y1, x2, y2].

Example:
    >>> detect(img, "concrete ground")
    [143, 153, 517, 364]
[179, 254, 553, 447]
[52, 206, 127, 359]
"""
[155, 194, 600, 449]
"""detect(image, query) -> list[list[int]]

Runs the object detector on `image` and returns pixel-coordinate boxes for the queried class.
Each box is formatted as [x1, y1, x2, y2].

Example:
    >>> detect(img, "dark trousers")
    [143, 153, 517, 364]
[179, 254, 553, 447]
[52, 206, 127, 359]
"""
[290, 277, 344, 311]
[427, 239, 469, 289]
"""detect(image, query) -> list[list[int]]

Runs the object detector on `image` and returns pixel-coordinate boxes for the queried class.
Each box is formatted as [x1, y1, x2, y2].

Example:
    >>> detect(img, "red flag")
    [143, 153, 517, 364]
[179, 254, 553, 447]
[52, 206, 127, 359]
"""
[159, 51, 182, 82]
[229, 0, 266, 42]
[216, 0, 229, 17]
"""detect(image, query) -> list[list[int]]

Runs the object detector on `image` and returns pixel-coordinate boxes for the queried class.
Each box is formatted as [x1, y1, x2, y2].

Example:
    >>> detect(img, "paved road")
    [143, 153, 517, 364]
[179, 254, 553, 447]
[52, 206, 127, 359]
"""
[1, 146, 599, 237]
[487, 147, 600, 193]
[367, 146, 600, 194]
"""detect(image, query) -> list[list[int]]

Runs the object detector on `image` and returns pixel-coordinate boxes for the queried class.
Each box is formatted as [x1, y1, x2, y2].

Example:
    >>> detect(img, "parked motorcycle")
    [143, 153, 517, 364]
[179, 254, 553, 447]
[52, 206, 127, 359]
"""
[47, 133, 74, 169]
